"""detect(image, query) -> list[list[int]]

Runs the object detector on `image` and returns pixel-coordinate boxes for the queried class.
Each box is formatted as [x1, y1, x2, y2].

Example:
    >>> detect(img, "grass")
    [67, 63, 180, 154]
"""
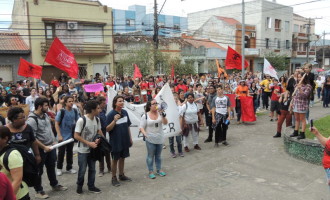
[305, 115, 330, 139]
[256, 112, 266, 117]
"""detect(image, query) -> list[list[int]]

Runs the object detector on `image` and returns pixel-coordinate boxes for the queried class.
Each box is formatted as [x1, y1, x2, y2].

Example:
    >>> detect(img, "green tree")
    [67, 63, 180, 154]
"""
[265, 52, 290, 71]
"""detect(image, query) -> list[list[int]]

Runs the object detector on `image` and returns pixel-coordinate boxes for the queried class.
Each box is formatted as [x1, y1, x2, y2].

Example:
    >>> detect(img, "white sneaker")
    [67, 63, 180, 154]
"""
[66, 169, 77, 174]
[56, 169, 62, 176]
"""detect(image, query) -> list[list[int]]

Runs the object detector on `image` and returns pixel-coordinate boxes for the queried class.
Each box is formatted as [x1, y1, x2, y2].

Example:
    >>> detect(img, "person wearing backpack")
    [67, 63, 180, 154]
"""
[27, 98, 68, 199]
[74, 100, 104, 195]
[0, 126, 30, 200]
[55, 95, 78, 176]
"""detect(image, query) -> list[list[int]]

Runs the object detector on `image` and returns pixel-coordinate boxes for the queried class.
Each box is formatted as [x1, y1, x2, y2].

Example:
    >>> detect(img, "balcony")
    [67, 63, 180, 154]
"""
[41, 42, 111, 56]
[244, 48, 259, 56]
[292, 51, 316, 57]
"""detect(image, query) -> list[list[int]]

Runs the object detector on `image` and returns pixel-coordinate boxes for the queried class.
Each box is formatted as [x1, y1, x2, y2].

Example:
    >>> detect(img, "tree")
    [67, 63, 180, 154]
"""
[265, 52, 290, 71]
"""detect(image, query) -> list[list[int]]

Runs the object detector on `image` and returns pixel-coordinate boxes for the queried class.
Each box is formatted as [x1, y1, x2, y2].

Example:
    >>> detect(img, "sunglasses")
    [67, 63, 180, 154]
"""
[151, 102, 158, 105]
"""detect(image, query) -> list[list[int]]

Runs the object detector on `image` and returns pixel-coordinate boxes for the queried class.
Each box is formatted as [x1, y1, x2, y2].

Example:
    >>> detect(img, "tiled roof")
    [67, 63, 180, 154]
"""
[216, 16, 241, 26]
[183, 38, 226, 50]
[0, 32, 29, 52]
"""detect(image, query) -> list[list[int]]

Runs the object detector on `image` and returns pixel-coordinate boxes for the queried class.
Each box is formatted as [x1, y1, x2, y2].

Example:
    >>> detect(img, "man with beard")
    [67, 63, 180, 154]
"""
[204, 85, 217, 143]
[27, 98, 68, 199]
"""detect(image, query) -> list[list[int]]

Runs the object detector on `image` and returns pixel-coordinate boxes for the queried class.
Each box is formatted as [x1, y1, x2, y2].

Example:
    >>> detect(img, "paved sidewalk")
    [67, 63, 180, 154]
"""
[33, 102, 330, 200]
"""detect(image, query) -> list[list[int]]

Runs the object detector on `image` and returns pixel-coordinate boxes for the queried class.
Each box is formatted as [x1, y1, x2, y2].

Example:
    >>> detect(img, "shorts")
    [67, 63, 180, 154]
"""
[111, 148, 130, 160]
[270, 101, 280, 112]
[293, 104, 308, 114]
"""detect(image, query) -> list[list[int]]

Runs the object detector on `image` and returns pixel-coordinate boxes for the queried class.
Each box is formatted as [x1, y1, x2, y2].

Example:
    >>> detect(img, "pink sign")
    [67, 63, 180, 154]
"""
[84, 83, 104, 92]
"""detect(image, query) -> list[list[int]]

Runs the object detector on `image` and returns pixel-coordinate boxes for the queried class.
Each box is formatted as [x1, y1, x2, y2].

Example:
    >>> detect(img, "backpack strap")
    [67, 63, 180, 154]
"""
[2, 147, 15, 172]
[59, 109, 65, 125]
[28, 115, 38, 128]
[73, 108, 78, 121]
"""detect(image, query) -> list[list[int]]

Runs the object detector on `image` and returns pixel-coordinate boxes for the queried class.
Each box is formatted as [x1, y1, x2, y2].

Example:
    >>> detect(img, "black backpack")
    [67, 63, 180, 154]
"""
[77, 116, 100, 147]
[0, 144, 38, 187]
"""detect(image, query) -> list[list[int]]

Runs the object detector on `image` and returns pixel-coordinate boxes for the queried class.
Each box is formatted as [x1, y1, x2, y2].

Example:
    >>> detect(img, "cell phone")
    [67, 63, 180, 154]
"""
[155, 123, 158, 128]
[310, 119, 313, 128]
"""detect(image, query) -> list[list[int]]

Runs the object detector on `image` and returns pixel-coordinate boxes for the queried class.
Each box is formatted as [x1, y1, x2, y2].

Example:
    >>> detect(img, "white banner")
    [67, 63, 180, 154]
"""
[263, 58, 278, 80]
[106, 84, 180, 140]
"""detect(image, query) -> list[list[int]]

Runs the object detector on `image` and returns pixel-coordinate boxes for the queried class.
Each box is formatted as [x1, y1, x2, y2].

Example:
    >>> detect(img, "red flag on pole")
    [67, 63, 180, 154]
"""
[18, 58, 43, 79]
[171, 65, 175, 78]
[225, 46, 249, 70]
[240, 96, 256, 122]
[45, 37, 78, 78]
[133, 64, 142, 79]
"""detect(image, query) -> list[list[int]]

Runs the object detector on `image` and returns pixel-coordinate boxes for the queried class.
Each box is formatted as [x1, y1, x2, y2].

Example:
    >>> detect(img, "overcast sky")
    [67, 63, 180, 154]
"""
[1, 0, 330, 40]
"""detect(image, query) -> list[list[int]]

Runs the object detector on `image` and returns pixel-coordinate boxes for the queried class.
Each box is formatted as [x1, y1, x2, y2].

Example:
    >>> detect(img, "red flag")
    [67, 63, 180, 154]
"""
[45, 37, 78, 78]
[240, 96, 256, 122]
[18, 58, 42, 79]
[225, 46, 249, 70]
[133, 64, 142, 79]
[224, 94, 236, 108]
[171, 65, 175, 78]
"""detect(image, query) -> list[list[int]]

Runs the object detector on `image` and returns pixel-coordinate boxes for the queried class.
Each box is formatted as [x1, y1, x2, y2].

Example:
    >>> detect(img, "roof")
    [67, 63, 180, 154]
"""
[0, 32, 30, 54]
[183, 37, 226, 50]
[215, 16, 241, 26]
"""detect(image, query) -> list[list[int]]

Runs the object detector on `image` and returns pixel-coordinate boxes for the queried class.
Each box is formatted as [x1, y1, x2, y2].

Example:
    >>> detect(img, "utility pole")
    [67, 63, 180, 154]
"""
[323, 31, 325, 69]
[153, 0, 159, 74]
[306, 18, 311, 63]
[241, 0, 245, 76]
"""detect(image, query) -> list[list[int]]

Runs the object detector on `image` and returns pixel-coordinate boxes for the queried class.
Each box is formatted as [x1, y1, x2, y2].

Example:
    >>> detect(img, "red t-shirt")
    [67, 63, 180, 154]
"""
[323, 140, 330, 168]
[50, 80, 60, 87]
[270, 85, 282, 101]
[0, 172, 16, 200]
[140, 82, 149, 91]
[175, 84, 188, 93]
[105, 81, 115, 87]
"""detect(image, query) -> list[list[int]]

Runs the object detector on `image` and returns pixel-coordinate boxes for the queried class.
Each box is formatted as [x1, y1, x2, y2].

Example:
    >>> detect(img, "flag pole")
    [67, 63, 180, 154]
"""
[241, 0, 245, 77]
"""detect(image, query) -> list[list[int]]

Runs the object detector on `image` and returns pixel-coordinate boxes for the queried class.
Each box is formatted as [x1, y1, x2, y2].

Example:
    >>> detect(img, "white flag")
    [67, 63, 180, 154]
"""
[263, 58, 278, 80]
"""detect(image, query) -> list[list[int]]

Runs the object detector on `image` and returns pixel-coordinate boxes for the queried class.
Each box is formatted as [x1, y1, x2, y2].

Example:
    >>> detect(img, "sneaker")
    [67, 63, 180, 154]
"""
[98, 172, 104, 177]
[163, 145, 166, 149]
[52, 184, 68, 191]
[214, 143, 219, 148]
[56, 169, 62, 176]
[171, 153, 177, 158]
[66, 169, 77, 174]
[204, 138, 212, 143]
[179, 152, 184, 157]
[222, 141, 229, 146]
[194, 144, 201, 150]
[35, 191, 49, 199]
[148, 173, 156, 179]
[76, 186, 83, 195]
[270, 119, 274, 122]
[112, 177, 121, 187]
[184, 146, 190, 152]
[89, 187, 101, 194]
[119, 174, 132, 182]
[156, 171, 166, 177]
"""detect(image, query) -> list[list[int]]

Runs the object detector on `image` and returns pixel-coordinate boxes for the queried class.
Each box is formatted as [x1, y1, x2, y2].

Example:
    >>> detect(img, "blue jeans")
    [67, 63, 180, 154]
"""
[169, 136, 182, 154]
[325, 168, 330, 191]
[146, 141, 163, 172]
[34, 148, 58, 192]
[317, 87, 322, 99]
[77, 153, 96, 188]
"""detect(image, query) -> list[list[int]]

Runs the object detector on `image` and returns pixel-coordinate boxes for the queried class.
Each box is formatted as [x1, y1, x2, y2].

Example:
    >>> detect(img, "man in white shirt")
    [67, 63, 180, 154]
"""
[316, 76, 324, 99]
[26, 88, 38, 113]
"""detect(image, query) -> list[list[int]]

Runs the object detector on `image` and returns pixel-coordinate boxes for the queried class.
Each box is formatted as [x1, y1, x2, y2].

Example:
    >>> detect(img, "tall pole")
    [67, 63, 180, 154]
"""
[306, 17, 311, 63]
[241, 0, 245, 76]
[323, 31, 325, 69]
[153, 0, 158, 74]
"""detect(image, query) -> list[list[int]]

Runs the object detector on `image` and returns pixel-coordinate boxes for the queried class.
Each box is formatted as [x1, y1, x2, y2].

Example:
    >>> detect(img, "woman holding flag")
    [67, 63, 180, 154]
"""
[235, 80, 250, 124]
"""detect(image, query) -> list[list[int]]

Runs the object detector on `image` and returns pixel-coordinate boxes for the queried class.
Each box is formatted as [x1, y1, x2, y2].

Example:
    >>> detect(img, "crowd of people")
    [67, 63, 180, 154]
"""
[0, 62, 330, 199]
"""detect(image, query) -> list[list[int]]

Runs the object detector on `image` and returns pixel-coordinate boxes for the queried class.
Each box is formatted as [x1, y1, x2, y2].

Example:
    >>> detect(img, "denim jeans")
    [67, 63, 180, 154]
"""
[77, 153, 96, 188]
[317, 87, 322, 99]
[34, 148, 58, 192]
[325, 168, 330, 191]
[146, 141, 163, 172]
[57, 142, 74, 171]
[169, 135, 182, 154]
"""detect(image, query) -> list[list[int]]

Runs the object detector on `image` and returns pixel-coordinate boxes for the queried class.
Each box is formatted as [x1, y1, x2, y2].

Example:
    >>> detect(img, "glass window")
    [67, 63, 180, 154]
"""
[293, 24, 299, 32]
[45, 23, 55, 40]
[266, 38, 270, 49]
[286, 40, 290, 49]
[266, 17, 272, 29]
[82, 25, 103, 43]
[285, 21, 290, 32]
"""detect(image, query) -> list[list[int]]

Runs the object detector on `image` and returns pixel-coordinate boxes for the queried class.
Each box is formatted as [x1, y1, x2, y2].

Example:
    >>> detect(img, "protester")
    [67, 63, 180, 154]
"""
[27, 98, 68, 198]
[97, 97, 111, 177]
[316, 76, 324, 100]
[25, 88, 37, 113]
[290, 73, 312, 140]
[74, 100, 104, 194]
[211, 85, 231, 147]
[169, 92, 183, 158]
[235, 80, 249, 124]
[0, 172, 16, 200]
[55, 95, 79, 176]
[273, 91, 292, 138]
[269, 79, 282, 121]
[106, 96, 133, 187]
[0, 126, 30, 200]
[260, 75, 272, 110]
[322, 76, 330, 108]
[139, 99, 168, 179]
[180, 93, 201, 152]
[5, 85, 23, 105]
[204, 85, 217, 143]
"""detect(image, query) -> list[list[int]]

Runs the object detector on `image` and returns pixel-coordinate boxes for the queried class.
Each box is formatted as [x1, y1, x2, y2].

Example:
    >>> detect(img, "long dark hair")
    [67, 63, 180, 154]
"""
[299, 73, 310, 85]
[112, 95, 124, 109]
[145, 100, 153, 113]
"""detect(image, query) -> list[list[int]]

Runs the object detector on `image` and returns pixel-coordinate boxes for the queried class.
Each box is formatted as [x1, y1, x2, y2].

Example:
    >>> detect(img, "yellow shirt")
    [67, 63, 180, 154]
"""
[260, 79, 272, 92]
[0, 149, 29, 199]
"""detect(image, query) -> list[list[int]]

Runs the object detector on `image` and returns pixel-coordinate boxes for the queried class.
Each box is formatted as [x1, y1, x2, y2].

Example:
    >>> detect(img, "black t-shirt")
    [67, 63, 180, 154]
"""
[22, 88, 30, 97]
[5, 93, 23, 104]
[9, 124, 36, 148]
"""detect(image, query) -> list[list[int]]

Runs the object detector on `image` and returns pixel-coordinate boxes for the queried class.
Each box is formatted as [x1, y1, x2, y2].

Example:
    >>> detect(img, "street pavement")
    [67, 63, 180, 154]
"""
[32, 101, 330, 200]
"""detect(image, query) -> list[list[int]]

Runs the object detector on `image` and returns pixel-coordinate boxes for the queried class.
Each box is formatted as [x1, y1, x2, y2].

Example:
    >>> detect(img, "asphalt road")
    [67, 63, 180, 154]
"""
[31, 101, 330, 200]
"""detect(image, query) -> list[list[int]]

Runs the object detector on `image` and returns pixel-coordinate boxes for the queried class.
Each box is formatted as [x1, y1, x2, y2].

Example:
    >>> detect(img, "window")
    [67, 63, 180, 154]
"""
[293, 24, 299, 32]
[274, 38, 278, 49]
[300, 25, 305, 33]
[45, 23, 55, 40]
[82, 25, 103, 43]
[286, 40, 290, 49]
[126, 19, 135, 26]
[245, 36, 250, 48]
[173, 24, 180, 30]
[277, 39, 281, 49]
[285, 21, 290, 32]
[266, 17, 272, 29]
[158, 22, 165, 28]
[275, 19, 281, 31]
[0, 65, 13, 82]
[266, 38, 270, 49]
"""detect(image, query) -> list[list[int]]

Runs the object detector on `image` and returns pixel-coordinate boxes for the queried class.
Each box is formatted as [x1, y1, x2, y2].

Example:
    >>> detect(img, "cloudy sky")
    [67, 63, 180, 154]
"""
[1, 0, 330, 39]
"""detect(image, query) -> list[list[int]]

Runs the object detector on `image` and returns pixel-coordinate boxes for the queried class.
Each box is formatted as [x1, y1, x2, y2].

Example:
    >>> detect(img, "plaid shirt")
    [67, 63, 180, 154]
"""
[292, 84, 312, 112]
